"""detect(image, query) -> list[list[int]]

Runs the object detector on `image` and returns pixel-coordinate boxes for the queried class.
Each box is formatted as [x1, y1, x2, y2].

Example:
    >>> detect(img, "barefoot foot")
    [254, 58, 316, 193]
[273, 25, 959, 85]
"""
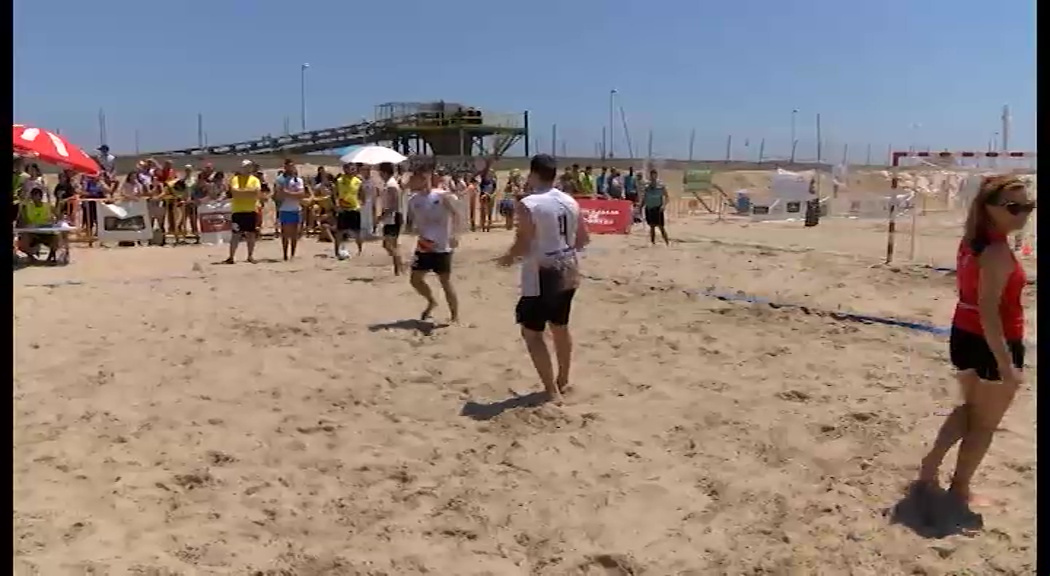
[420, 301, 436, 321]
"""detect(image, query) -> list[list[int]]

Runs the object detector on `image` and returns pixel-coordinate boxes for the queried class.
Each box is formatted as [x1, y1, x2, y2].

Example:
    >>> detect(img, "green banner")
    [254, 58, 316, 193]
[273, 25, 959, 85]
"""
[683, 169, 714, 192]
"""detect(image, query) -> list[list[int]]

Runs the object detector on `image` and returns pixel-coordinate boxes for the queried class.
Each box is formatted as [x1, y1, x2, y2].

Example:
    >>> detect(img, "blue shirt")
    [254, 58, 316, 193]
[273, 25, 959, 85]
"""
[596, 173, 607, 194]
[624, 174, 636, 193]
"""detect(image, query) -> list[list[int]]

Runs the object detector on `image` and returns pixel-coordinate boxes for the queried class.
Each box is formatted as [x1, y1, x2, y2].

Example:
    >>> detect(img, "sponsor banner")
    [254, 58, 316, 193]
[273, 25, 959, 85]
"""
[97, 200, 152, 243]
[577, 198, 633, 234]
[198, 200, 232, 245]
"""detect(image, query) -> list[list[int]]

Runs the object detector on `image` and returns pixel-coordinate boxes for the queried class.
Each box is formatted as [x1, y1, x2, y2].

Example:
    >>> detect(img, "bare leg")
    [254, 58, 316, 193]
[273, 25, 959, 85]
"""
[280, 224, 291, 260]
[949, 376, 1019, 504]
[469, 193, 477, 232]
[521, 327, 562, 403]
[649, 225, 657, 244]
[289, 222, 300, 258]
[659, 224, 670, 245]
[245, 233, 257, 263]
[332, 226, 343, 257]
[410, 271, 437, 320]
[225, 232, 241, 263]
[919, 405, 969, 484]
[354, 231, 363, 255]
[549, 324, 573, 394]
[437, 272, 459, 323]
[919, 372, 978, 484]
[383, 237, 403, 275]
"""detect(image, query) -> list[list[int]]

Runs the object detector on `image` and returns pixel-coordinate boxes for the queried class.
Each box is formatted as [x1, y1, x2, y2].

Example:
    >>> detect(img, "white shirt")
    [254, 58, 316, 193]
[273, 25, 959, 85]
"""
[381, 177, 403, 224]
[407, 189, 454, 253]
[519, 187, 580, 297]
[277, 175, 305, 212]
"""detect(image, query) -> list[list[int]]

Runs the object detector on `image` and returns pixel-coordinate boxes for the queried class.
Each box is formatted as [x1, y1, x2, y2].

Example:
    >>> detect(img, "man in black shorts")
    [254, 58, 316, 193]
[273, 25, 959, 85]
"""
[498, 154, 591, 404]
[378, 162, 405, 275]
[333, 163, 363, 260]
[641, 168, 670, 245]
[406, 159, 460, 322]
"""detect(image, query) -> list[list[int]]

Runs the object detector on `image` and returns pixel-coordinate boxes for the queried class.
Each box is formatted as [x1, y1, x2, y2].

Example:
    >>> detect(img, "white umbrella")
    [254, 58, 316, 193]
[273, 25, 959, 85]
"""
[339, 145, 407, 166]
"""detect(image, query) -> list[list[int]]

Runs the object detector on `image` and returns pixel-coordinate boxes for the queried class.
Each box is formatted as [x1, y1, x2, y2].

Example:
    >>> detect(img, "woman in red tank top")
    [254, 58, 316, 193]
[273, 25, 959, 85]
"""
[917, 175, 1034, 511]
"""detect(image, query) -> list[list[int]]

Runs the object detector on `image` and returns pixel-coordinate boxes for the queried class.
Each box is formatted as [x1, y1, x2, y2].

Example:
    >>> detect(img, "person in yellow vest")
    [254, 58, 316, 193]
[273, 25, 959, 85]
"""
[333, 163, 363, 260]
[12, 156, 29, 225]
[223, 159, 263, 264]
[16, 187, 59, 263]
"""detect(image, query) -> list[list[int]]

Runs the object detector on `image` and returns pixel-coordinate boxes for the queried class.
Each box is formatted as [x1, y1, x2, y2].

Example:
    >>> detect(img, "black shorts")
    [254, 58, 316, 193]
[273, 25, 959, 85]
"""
[644, 206, 665, 227]
[25, 233, 54, 248]
[382, 212, 403, 238]
[411, 251, 452, 275]
[949, 326, 1025, 382]
[337, 210, 362, 232]
[231, 211, 258, 234]
[625, 192, 639, 204]
[516, 289, 577, 332]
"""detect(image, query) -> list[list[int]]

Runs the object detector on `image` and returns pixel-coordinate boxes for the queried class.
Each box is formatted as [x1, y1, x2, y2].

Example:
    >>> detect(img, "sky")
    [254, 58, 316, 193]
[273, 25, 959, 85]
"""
[13, 0, 1036, 163]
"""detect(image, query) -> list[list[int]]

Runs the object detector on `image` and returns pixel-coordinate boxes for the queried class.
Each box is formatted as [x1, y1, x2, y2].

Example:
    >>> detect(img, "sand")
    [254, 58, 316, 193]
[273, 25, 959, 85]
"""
[14, 208, 1036, 574]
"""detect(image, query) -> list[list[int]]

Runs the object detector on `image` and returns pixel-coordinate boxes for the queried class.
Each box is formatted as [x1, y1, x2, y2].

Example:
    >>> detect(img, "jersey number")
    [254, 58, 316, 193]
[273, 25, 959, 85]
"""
[557, 213, 569, 242]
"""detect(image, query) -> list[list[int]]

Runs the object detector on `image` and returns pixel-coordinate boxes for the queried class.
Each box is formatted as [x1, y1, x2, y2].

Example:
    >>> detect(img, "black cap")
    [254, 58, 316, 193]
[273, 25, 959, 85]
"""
[97, 145, 109, 152]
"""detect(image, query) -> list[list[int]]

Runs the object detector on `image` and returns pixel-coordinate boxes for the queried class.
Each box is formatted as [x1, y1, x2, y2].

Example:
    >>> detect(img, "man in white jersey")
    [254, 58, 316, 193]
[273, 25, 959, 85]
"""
[378, 162, 405, 275]
[498, 154, 591, 404]
[406, 158, 461, 322]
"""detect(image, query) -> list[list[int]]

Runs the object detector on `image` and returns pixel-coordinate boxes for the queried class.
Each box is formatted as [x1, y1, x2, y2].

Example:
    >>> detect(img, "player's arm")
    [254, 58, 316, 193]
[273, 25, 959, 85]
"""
[502, 202, 533, 260]
[440, 191, 461, 236]
[574, 207, 591, 250]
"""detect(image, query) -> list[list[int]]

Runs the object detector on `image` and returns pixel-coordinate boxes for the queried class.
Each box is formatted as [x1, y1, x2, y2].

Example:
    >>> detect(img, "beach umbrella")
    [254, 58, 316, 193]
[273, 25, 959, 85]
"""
[339, 145, 407, 166]
[13, 124, 100, 175]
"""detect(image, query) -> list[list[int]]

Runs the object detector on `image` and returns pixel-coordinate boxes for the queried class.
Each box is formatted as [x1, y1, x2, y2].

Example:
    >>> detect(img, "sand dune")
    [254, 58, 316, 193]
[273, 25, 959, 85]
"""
[14, 213, 1035, 574]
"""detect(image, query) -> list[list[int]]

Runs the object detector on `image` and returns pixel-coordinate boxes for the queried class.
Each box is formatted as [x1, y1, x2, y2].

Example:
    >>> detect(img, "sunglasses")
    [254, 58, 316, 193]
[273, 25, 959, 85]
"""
[997, 201, 1037, 216]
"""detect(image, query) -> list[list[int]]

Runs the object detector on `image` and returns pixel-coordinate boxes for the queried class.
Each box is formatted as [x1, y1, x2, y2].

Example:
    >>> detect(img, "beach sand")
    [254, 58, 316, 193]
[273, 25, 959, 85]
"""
[14, 210, 1036, 574]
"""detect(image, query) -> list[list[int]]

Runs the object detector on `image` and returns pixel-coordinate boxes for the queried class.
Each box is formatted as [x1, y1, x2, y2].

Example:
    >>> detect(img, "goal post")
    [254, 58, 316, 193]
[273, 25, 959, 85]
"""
[885, 150, 1036, 264]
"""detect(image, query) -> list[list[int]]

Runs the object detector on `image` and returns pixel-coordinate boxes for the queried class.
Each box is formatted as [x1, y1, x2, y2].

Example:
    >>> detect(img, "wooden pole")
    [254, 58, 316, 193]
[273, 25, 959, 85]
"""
[688, 128, 696, 161]
[758, 138, 765, 163]
[725, 135, 732, 162]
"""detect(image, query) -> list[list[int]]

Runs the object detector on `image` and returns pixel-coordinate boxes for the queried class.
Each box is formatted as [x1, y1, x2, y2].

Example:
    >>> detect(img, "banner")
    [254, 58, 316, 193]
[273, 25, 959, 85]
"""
[577, 198, 633, 234]
[682, 170, 714, 193]
[198, 200, 232, 245]
[97, 200, 152, 243]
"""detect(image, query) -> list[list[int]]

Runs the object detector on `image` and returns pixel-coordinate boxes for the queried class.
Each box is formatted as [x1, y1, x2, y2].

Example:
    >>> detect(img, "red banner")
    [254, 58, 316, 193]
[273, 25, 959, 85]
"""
[577, 199, 634, 234]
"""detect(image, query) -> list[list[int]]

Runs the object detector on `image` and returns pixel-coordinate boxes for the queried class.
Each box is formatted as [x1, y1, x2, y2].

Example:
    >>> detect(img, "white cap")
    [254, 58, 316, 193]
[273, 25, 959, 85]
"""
[241, 159, 253, 167]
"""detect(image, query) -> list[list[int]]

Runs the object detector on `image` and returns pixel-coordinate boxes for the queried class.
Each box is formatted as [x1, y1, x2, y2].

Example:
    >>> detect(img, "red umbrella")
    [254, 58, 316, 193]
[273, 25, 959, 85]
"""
[13, 124, 101, 175]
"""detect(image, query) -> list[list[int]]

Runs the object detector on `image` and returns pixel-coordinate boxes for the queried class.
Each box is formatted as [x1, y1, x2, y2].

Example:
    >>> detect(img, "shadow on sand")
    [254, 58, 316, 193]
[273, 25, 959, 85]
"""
[886, 481, 984, 539]
[367, 319, 448, 336]
[460, 392, 550, 421]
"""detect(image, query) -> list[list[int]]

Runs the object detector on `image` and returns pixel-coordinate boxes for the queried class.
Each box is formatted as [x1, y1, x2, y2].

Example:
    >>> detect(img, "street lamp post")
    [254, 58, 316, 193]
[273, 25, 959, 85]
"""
[790, 108, 799, 163]
[300, 63, 310, 132]
[608, 89, 618, 159]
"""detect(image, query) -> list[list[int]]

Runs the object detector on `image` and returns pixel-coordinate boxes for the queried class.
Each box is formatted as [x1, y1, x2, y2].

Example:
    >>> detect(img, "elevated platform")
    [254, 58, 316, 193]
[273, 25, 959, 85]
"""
[145, 101, 528, 159]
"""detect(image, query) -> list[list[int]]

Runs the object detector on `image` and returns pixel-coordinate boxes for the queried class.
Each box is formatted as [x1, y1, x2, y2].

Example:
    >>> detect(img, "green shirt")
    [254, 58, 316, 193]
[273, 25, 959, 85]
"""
[580, 173, 595, 194]
[642, 183, 666, 209]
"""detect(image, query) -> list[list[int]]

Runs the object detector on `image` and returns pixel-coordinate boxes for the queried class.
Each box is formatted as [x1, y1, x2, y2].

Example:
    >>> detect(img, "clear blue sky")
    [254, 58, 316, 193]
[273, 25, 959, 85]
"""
[13, 0, 1035, 163]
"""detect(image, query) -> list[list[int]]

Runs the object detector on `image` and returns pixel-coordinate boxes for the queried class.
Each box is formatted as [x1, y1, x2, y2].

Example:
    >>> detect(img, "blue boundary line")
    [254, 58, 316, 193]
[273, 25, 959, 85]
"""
[687, 288, 952, 337]
[920, 264, 1037, 286]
